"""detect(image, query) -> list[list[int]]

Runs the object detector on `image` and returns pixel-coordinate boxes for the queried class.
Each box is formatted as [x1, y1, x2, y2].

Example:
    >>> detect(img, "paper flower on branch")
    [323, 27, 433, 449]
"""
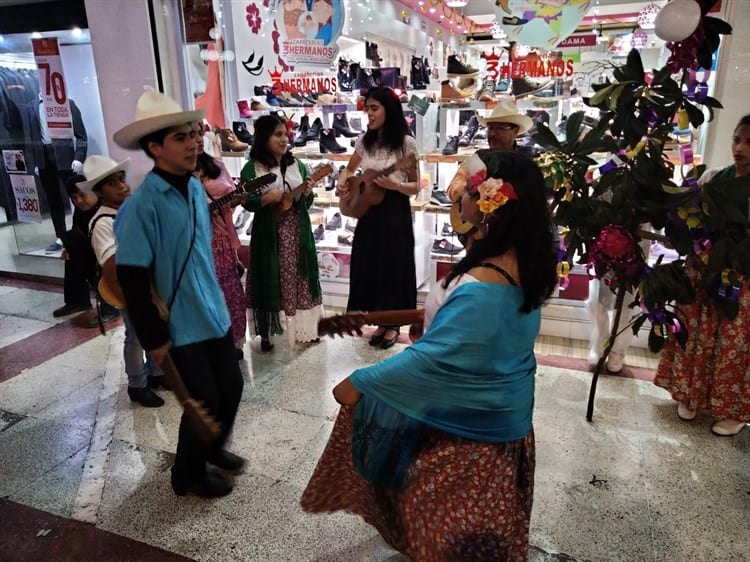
[589, 224, 644, 281]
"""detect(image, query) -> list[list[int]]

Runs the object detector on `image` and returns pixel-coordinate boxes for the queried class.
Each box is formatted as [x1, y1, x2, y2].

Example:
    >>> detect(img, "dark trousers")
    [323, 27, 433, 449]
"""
[39, 144, 66, 238]
[169, 330, 244, 479]
[59, 227, 95, 306]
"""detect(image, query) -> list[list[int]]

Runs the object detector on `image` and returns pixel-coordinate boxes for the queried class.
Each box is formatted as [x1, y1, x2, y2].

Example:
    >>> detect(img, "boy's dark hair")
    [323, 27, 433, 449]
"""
[138, 127, 174, 160]
[64, 174, 87, 197]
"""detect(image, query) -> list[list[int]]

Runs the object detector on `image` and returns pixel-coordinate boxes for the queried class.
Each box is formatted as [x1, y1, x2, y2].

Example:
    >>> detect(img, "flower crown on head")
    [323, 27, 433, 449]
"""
[468, 167, 518, 216]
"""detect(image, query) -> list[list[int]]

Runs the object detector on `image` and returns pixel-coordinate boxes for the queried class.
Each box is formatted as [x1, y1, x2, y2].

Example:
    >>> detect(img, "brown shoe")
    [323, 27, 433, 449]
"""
[440, 80, 472, 101]
[220, 128, 248, 152]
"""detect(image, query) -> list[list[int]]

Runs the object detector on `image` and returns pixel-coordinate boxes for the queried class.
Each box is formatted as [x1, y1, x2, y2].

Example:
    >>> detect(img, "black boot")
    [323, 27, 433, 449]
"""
[319, 129, 347, 154]
[442, 136, 460, 155]
[306, 117, 323, 142]
[332, 113, 359, 138]
[422, 57, 431, 85]
[458, 115, 479, 147]
[294, 115, 310, 146]
[411, 56, 424, 89]
[233, 121, 253, 144]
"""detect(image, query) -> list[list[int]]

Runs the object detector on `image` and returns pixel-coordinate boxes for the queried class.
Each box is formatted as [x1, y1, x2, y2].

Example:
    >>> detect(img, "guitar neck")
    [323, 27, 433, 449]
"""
[208, 173, 277, 213]
[208, 190, 238, 213]
[361, 309, 424, 326]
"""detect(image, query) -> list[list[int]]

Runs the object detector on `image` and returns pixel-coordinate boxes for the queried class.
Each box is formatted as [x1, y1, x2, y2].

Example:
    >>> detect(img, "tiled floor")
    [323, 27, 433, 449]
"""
[0, 277, 748, 562]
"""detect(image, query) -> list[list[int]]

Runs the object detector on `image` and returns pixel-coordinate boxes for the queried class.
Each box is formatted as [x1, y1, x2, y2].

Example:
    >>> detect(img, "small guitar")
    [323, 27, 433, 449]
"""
[449, 200, 475, 234]
[149, 289, 221, 442]
[278, 164, 333, 212]
[341, 153, 418, 219]
[318, 309, 425, 338]
[207, 172, 276, 214]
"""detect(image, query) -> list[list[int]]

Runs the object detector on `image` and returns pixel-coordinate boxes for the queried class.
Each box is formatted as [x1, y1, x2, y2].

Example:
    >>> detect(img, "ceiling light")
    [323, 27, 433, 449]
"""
[445, 0, 468, 7]
[71, 26, 82, 38]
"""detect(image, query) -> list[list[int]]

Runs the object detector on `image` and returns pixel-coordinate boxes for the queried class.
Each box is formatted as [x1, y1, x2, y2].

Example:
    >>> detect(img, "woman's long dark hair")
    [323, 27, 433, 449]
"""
[361, 86, 410, 153]
[249, 114, 294, 171]
[196, 152, 221, 180]
[443, 151, 557, 313]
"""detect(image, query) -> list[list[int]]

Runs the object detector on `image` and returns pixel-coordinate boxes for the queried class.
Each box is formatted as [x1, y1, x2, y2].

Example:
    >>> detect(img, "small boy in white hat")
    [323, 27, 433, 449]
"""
[80, 155, 166, 407]
[112, 91, 244, 498]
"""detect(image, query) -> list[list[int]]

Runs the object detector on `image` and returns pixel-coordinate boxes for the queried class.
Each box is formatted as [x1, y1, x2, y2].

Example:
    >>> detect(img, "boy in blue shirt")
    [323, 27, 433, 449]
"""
[112, 91, 244, 498]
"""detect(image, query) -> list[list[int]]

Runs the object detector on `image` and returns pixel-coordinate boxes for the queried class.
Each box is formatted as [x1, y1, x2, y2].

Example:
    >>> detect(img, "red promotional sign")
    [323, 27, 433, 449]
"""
[558, 34, 597, 48]
[31, 37, 73, 139]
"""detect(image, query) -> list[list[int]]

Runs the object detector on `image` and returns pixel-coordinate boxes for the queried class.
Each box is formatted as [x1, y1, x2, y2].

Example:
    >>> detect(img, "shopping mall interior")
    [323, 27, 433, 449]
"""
[0, 0, 748, 560]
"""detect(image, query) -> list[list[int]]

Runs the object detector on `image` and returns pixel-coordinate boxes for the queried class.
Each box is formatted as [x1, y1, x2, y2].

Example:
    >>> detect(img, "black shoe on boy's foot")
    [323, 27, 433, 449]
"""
[127, 386, 165, 407]
[208, 450, 246, 473]
[171, 470, 233, 498]
[148, 375, 172, 390]
[53, 302, 92, 318]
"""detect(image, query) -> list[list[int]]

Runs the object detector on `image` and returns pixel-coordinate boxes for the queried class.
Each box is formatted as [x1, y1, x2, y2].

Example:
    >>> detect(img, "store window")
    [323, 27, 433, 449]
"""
[0, 26, 106, 257]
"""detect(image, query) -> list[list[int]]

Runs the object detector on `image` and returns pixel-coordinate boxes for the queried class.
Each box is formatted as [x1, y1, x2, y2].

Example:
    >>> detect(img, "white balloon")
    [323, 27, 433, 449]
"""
[654, 0, 702, 42]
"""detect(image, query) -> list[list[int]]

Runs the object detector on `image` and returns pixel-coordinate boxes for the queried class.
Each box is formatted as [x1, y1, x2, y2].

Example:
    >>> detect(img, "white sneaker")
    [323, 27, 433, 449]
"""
[677, 402, 697, 421]
[606, 351, 625, 373]
[711, 419, 746, 436]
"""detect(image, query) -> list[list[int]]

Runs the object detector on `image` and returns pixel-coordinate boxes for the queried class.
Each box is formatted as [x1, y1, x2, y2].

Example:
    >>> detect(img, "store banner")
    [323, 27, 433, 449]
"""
[31, 37, 73, 140]
[275, 0, 345, 66]
[182, 0, 215, 44]
[9, 174, 42, 223]
[558, 34, 597, 48]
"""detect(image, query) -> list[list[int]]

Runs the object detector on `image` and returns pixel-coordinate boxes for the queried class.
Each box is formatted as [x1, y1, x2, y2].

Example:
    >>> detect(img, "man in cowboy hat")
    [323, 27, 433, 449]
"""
[112, 90, 244, 498]
[445, 100, 533, 239]
[446, 100, 533, 203]
[82, 155, 165, 408]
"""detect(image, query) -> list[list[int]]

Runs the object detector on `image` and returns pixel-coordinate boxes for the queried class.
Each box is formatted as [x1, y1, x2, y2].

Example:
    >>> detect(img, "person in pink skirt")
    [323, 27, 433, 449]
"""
[301, 151, 558, 561]
[193, 122, 247, 357]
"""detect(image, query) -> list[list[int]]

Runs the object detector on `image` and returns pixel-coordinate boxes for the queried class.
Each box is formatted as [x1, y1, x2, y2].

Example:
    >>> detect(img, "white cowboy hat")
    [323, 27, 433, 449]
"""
[113, 90, 205, 150]
[76, 155, 131, 191]
[477, 100, 533, 134]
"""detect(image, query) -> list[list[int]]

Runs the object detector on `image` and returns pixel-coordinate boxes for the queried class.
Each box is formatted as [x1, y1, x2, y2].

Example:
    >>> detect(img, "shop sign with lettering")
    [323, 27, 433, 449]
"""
[31, 38, 73, 140]
[275, 0, 345, 66]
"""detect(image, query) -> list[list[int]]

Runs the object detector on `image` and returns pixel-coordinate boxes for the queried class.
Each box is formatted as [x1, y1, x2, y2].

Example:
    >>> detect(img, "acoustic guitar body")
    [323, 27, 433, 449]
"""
[343, 170, 386, 219]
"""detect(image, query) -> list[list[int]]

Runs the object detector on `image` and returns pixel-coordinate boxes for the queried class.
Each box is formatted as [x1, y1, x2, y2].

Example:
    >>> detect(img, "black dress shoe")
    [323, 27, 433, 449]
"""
[208, 450, 246, 472]
[369, 333, 384, 346]
[127, 386, 165, 407]
[148, 375, 171, 390]
[86, 309, 120, 329]
[260, 339, 274, 352]
[53, 302, 92, 318]
[171, 470, 233, 498]
[380, 331, 400, 349]
[235, 348, 244, 360]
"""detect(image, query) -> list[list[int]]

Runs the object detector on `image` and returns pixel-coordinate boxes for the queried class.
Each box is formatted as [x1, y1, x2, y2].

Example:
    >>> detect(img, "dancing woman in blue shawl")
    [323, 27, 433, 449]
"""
[301, 152, 558, 562]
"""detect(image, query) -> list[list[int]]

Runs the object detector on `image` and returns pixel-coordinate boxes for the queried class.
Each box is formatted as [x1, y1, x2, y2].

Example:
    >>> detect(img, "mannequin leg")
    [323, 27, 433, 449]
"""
[39, 145, 67, 239]
[587, 278, 612, 365]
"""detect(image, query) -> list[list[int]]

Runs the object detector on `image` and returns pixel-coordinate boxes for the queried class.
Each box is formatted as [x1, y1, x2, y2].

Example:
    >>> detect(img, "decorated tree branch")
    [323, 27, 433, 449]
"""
[532, 0, 741, 421]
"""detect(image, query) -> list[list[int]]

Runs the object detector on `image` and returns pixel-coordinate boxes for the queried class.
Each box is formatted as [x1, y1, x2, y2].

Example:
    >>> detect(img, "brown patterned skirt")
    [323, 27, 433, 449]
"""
[301, 405, 535, 562]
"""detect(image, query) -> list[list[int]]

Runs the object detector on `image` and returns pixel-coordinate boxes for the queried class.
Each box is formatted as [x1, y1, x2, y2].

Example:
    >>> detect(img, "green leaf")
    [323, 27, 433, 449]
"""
[531, 122, 562, 150]
[648, 327, 667, 353]
[683, 101, 705, 128]
[703, 16, 732, 35]
[565, 111, 585, 146]
[589, 84, 616, 107]
[697, 40, 714, 71]
[701, 96, 723, 109]
[625, 49, 645, 82]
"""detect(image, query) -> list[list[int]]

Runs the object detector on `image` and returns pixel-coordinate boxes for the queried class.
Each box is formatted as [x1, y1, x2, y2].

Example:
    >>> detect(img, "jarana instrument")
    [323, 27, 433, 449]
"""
[341, 153, 417, 219]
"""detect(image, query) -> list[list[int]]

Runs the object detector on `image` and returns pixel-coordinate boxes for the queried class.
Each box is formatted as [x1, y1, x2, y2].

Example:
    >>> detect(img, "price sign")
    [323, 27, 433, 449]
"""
[10, 174, 42, 223]
[31, 37, 73, 140]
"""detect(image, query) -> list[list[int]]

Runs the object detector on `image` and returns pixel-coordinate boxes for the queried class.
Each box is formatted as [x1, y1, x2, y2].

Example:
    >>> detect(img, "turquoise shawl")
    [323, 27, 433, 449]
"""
[350, 281, 539, 489]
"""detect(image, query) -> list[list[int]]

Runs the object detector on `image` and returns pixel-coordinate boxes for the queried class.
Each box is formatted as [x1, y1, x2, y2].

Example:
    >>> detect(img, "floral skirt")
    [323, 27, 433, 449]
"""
[212, 231, 246, 345]
[300, 405, 535, 562]
[654, 263, 750, 422]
